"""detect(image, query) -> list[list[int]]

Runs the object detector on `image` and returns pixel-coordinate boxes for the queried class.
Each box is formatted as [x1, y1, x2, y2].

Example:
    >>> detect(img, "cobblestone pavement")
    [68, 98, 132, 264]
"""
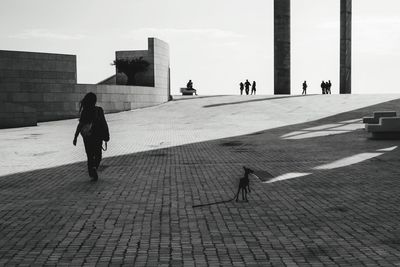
[1, 95, 400, 266]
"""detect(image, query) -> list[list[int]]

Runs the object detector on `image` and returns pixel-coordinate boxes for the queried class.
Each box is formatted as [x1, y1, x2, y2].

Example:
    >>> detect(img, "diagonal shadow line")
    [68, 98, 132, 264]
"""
[203, 94, 315, 108]
[172, 95, 228, 101]
[2, 97, 399, 182]
[1, 97, 398, 179]
[303, 120, 362, 131]
[282, 129, 353, 139]
[282, 122, 364, 139]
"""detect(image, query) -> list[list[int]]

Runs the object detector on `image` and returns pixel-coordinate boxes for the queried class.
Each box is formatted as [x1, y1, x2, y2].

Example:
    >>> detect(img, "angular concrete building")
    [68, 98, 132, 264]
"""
[0, 38, 170, 128]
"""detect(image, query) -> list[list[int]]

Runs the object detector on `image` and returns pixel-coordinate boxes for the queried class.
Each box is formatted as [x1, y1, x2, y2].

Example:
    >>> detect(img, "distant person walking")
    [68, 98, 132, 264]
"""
[321, 81, 326, 94]
[251, 81, 256, 95]
[244, 79, 251, 95]
[302, 81, 307, 95]
[73, 92, 110, 181]
[327, 80, 332, 94]
[239, 82, 244, 95]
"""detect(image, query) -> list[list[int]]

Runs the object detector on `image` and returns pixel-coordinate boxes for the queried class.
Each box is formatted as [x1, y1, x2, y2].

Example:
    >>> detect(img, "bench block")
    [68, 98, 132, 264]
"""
[362, 111, 397, 124]
[180, 87, 197, 96]
[370, 132, 400, 140]
[374, 111, 397, 117]
[366, 117, 400, 139]
[363, 117, 375, 124]
[366, 122, 400, 132]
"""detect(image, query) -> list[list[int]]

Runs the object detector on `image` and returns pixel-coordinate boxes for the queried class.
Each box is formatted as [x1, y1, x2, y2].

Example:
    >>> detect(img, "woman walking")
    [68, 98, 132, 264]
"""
[73, 92, 110, 181]
[251, 81, 256, 95]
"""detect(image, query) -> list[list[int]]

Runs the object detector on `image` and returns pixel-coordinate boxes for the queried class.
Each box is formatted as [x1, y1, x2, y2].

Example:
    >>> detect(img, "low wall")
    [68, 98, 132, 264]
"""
[76, 84, 168, 113]
[0, 83, 167, 125]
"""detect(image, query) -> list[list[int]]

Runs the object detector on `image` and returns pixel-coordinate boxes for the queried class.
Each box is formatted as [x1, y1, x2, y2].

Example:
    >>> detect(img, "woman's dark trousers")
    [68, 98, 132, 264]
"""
[83, 137, 102, 177]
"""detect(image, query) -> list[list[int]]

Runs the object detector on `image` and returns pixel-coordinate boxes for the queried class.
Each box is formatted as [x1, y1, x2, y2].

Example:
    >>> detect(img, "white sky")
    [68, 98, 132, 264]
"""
[0, 0, 399, 95]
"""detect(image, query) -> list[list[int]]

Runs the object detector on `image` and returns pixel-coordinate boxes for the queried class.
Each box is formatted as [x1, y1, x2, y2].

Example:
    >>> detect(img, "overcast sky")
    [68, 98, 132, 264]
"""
[0, 0, 399, 95]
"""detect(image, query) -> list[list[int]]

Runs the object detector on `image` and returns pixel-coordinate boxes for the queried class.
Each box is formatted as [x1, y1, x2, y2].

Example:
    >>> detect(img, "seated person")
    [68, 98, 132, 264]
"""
[185, 80, 197, 95]
[187, 80, 194, 89]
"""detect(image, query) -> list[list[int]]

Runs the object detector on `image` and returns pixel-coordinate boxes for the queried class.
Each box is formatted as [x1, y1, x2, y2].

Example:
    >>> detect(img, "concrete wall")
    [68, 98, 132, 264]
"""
[0, 38, 170, 128]
[0, 50, 76, 84]
[0, 50, 77, 127]
[152, 38, 170, 99]
[75, 84, 168, 112]
[0, 82, 167, 125]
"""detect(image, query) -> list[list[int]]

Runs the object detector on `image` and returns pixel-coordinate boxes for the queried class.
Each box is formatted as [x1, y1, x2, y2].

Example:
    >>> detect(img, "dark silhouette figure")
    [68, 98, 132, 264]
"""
[327, 80, 332, 94]
[73, 92, 110, 181]
[244, 80, 251, 95]
[321, 81, 326, 94]
[239, 82, 244, 95]
[302, 81, 307, 95]
[251, 81, 256, 95]
[186, 80, 197, 95]
[235, 166, 254, 202]
[187, 80, 193, 89]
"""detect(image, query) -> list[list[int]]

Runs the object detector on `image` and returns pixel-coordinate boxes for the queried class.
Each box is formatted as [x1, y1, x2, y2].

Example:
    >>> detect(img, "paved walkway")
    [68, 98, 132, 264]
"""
[1, 94, 400, 266]
[0, 94, 398, 177]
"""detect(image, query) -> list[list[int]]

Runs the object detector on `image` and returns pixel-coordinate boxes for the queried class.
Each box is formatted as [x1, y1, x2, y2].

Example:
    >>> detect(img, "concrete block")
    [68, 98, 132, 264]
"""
[0, 82, 20, 92]
[100, 93, 111, 102]
[28, 93, 43, 102]
[43, 93, 56, 102]
[363, 111, 397, 124]
[60, 83, 75, 93]
[0, 58, 13, 69]
[23, 105, 34, 112]
[74, 84, 85, 93]
[110, 94, 118, 102]
[12, 92, 30, 102]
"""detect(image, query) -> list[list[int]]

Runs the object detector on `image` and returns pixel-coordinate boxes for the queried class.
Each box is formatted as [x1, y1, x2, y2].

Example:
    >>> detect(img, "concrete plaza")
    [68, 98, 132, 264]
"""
[1, 94, 400, 266]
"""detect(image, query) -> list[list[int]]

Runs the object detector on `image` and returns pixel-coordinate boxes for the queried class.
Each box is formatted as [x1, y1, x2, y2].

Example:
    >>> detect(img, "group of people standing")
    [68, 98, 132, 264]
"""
[301, 80, 332, 95]
[239, 79, 256, 95]
[321, 80, 332, 94]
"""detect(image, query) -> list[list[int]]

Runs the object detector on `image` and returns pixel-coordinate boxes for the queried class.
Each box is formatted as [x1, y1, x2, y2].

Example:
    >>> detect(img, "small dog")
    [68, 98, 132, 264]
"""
[235, 166, 254, 202]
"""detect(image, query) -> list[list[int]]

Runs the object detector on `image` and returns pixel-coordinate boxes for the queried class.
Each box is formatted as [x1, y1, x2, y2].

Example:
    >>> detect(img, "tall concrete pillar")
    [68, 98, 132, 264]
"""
[340, 0, 351, 94]
[274, 0, 291, 95]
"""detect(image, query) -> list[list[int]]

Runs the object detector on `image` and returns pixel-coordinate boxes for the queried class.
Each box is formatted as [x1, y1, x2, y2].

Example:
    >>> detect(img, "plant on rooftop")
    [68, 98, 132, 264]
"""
[112, 57, 150, 85]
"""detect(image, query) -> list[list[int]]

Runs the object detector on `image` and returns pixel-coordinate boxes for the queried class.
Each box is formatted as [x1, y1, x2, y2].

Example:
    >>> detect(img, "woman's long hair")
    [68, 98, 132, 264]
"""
[79, 92, 97, 123]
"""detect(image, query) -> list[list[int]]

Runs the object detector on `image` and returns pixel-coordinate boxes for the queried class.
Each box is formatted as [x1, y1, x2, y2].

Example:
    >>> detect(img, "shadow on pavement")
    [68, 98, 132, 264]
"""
[172, 95, 228, 101]
[203, 94, 315, 108]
